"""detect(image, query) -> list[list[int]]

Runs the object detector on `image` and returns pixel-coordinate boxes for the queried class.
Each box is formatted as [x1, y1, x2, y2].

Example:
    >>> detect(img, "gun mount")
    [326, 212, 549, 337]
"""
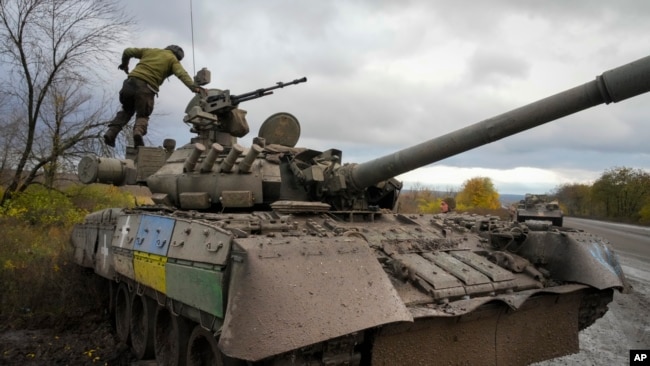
[71, 57, 649, 365]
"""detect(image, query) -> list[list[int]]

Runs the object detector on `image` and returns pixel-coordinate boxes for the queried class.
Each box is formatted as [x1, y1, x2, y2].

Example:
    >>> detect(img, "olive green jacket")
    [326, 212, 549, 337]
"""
[121, 48, 195, 92]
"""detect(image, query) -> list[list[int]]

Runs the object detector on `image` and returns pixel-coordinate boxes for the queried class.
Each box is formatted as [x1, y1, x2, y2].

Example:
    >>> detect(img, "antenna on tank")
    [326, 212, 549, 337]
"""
[189, 0, 196, 74]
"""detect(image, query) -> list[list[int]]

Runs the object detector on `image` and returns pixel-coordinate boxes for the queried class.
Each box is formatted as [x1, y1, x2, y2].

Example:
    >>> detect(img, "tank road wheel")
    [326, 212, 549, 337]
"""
[154, 306, 191, 366]
[186, 325, 223, 366]
[114, 283, 131, 345]
[131, 294, 157, 360]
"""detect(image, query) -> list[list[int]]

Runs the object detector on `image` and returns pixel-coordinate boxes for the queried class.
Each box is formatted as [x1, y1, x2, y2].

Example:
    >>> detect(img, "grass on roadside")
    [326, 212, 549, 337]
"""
[0, 183, 144, 330]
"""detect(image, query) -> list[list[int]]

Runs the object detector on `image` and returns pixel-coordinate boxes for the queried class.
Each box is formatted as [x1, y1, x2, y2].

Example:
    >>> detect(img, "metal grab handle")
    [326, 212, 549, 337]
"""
[206, 242, 223, 252]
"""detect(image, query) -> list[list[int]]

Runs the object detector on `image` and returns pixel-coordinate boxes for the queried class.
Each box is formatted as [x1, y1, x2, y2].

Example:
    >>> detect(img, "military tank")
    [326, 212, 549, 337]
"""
[71, 56, 650, 365]
[516, 194, 564, 227]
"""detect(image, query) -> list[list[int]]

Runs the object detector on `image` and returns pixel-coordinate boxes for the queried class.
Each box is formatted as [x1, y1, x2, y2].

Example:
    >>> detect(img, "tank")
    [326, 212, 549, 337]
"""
[71, 56, 650, 366]
[515, 194, 564, 226]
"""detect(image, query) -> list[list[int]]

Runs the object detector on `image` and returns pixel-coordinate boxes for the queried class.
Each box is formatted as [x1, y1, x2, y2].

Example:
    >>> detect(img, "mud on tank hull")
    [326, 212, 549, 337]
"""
[71, 207, 627, 365]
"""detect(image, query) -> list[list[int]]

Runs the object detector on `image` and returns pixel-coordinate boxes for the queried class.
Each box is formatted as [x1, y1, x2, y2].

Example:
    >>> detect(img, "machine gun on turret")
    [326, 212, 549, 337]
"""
[205, 77, 308, 110]
[183, 76, 307, 138]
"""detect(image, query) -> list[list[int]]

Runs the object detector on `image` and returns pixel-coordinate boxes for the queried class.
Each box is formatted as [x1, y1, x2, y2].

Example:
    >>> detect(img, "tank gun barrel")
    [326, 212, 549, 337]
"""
[346, 55, 650, 190]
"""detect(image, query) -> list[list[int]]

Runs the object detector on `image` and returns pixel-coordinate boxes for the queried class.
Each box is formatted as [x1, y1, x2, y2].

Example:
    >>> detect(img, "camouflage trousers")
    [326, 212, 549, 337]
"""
[108, 77, 156, 135]
[104, 77, 156, 147]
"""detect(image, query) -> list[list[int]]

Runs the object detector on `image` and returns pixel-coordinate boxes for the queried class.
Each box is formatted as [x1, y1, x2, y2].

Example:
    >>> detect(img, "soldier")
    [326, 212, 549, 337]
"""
[103, 45, 204, 147]
[440, 197, 456, 213]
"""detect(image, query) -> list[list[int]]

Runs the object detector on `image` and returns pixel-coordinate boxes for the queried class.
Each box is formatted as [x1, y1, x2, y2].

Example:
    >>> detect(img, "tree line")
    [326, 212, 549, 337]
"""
[553, 166, 650, 225]
[397, 177, 502, 215]
[398, 168, 650, 226]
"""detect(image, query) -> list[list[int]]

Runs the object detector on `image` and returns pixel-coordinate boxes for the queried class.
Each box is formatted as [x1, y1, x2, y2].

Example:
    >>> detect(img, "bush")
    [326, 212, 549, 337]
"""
[1, 185, 86, 226]
[66, 183, 139, 212]
[639, 201, 650, 225]
[0, 219, 108, 329]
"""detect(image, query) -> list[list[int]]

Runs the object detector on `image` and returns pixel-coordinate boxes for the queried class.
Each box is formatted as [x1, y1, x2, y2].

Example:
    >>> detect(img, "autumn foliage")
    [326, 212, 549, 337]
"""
[455, 177, 501, 210]
[397, 176, 506, 217]
[554, 167, 650, 225]
[0, 183, 144, 328]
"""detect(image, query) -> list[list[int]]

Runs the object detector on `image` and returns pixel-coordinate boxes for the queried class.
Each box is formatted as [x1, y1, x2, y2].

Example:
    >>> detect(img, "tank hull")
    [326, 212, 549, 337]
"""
[71, 208, 624, 365]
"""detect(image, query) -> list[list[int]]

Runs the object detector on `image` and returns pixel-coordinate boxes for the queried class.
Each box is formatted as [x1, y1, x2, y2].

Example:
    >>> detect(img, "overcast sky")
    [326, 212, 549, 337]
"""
[112, 0, 650, 195]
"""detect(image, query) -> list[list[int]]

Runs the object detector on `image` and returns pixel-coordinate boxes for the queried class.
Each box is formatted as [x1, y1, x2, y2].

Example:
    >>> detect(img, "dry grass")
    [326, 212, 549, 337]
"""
[0, 221, 108, 330]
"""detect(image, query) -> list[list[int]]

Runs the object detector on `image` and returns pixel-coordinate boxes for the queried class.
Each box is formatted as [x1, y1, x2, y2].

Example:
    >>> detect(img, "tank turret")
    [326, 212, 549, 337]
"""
[70, 57, 649, 365]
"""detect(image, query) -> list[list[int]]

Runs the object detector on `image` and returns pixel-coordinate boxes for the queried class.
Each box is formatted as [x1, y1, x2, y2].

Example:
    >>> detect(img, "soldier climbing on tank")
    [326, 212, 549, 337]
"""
[103, 45, 204, 147]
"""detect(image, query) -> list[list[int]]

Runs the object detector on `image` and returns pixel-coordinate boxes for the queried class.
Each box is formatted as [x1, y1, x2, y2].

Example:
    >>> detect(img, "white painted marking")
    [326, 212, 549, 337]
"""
[118, 216, 131, 248]
[101, 234, 109, 270]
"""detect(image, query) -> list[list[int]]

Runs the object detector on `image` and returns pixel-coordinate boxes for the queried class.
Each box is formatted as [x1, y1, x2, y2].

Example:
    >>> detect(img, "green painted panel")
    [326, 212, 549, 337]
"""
[166, 262, 223, 318]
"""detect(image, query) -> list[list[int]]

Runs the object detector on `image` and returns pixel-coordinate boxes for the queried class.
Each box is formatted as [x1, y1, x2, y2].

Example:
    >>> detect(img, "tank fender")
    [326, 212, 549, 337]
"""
[517, 230, 630, 292]
[219, 235, 412, 361]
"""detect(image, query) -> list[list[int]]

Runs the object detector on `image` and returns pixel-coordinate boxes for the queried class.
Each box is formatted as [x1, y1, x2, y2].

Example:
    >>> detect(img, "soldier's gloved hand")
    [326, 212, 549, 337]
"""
[192, 84, 206, 94]
[118, 63, 129, 74]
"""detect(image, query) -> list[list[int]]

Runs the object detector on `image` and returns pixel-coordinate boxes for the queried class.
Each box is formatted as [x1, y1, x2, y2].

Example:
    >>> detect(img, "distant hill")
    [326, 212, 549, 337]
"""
[500, 194, 524, 205]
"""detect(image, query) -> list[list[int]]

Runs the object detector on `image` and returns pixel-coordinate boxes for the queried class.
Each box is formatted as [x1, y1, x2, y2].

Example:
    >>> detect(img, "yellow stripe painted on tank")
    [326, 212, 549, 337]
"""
[133, 250, 167, 293]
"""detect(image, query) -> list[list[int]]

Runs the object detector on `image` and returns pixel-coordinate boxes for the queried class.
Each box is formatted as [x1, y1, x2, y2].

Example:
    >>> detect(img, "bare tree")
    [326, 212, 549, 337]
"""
[32, 77, 114, 188]
[0, 116, 23, 186]
[0, 0, 133, 203]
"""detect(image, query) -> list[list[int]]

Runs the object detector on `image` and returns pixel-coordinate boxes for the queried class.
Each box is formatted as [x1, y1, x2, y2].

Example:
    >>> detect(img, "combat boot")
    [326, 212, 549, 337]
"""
[104, 111, 132, 147]
[103, 126, 121, 147]
[133, 118, 149, 147]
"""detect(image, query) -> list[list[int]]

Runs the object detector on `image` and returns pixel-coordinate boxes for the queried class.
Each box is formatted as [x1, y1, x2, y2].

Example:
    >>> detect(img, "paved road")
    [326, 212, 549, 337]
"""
[534, 217, 650, 365]
[566, 217, 650, 261]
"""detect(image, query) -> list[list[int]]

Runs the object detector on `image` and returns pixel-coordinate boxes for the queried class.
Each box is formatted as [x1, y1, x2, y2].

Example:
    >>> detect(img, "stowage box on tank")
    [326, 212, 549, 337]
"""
[71, 57, 650, 365]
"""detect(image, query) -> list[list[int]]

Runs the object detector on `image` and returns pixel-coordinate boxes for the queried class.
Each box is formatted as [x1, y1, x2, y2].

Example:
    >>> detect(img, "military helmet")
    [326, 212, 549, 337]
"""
[165, 45, 184, 61]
